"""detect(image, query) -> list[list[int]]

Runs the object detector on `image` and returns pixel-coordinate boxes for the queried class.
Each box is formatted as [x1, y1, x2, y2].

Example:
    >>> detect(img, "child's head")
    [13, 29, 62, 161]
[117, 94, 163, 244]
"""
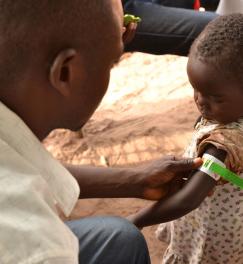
[188, 14, 243, 124]
[0, 0, 124, 138]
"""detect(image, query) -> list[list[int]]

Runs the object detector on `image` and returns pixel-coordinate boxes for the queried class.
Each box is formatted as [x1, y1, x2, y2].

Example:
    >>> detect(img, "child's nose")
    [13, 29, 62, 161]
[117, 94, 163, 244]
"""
[196, 92, 208, 107]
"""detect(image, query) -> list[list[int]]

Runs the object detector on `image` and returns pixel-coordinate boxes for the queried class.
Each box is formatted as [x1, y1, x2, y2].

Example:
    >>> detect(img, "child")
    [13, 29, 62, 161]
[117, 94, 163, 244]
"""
[129, 14, 243, 263]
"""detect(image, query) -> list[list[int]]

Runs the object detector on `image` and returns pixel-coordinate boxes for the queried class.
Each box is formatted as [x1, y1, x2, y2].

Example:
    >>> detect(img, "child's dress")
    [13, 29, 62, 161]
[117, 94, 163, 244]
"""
[156, 118, 243, 264]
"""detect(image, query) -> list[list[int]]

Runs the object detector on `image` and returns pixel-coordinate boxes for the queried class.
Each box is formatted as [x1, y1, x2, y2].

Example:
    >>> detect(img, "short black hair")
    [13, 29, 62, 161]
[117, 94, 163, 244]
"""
[0, 0, 115, 87]
[190, 14, 243, 82]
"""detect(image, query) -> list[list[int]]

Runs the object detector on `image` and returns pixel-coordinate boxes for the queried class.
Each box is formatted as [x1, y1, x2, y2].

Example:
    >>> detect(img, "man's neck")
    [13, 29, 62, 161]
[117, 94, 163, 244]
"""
[0, 97, 51, 141]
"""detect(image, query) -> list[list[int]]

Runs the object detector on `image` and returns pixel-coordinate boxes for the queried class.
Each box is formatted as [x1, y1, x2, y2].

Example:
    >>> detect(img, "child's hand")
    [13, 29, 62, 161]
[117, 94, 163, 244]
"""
[123, 22, 137, 45]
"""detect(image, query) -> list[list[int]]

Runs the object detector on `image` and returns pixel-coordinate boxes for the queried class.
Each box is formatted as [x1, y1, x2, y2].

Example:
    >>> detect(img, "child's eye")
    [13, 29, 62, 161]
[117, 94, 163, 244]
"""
[212, 97, 224, 103]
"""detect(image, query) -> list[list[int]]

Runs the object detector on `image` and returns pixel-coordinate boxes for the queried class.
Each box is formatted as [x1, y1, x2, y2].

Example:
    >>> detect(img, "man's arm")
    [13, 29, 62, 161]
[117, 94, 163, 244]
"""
[128, 145, 226, 228]
[64, 156, 202, 200]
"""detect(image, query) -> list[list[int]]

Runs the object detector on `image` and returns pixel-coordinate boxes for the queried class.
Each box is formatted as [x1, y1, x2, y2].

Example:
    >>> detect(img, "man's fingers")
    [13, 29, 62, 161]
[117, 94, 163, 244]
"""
[161, 155, 176, 161]
[169, 157, 203, 172]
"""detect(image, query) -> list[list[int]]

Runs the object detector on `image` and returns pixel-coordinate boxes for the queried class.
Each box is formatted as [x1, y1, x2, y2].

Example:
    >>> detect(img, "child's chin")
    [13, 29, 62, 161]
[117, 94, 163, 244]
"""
[201, 113, 213, 121]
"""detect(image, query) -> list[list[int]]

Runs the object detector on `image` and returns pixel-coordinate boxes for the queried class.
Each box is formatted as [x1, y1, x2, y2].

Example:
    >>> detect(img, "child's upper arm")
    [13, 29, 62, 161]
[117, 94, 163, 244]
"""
[180, 144, 227, 210]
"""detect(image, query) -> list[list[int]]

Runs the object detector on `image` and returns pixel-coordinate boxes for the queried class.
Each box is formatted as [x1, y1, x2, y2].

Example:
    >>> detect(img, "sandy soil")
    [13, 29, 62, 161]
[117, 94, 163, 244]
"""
[44, 53, 200, 264]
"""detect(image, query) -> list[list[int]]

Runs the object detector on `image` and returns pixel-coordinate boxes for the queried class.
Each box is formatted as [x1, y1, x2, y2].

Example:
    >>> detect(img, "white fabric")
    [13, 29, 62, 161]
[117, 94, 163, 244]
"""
[216, 0, 243, 15]
[0, 102, 80, 264]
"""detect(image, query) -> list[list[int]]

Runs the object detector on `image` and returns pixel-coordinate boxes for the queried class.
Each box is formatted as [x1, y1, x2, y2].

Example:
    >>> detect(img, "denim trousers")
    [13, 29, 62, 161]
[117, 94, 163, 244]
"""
[123, 0, 218, 56]
[66, 216, 151, 264]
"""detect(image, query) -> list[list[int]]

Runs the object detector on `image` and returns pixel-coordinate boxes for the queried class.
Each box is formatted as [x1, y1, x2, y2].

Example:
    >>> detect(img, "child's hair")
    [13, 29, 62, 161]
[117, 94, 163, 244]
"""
[189, 14, 243, 83]
[0, 0, 114, 88]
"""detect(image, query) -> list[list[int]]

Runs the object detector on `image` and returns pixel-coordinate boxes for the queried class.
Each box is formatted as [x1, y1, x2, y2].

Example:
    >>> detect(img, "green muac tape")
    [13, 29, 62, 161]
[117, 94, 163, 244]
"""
[124, 14, 142, 26]
[203, 159, 243, 189]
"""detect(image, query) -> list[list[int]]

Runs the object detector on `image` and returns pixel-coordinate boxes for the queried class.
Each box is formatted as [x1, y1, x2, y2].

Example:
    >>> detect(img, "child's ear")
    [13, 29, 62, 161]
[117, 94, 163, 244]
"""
[49, 49, 77, 97]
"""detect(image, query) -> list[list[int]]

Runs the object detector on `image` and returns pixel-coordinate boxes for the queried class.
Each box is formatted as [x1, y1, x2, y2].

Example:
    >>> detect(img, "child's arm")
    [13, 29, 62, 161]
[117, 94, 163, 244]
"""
[128, 144, 226, 229]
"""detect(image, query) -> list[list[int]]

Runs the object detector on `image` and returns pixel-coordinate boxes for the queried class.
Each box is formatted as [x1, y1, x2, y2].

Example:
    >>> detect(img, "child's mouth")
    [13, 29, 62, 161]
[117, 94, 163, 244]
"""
[199, 108, 212, 120]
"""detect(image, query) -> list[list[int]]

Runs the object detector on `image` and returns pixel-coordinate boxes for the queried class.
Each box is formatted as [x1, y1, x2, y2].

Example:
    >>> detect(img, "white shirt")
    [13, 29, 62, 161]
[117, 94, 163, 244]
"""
[216, 0, 243, 15]
[0, 102, 80, 264]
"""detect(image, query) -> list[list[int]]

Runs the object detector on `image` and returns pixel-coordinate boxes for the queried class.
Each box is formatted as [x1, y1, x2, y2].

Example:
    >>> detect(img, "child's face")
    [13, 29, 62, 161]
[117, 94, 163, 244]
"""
[187, 57, 243, 124]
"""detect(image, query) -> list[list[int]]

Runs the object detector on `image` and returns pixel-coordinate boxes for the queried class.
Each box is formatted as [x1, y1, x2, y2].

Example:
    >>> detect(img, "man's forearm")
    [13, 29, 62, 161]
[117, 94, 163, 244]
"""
[64, 157, 202, 201]
[64, 164, 143, 199]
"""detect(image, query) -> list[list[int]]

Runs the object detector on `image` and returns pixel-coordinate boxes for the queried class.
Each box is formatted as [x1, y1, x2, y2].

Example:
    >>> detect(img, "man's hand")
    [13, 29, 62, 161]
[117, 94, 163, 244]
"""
[123, 22, 137, 45]
[65, 156, 202, 200]
[137, 156, 202, 200]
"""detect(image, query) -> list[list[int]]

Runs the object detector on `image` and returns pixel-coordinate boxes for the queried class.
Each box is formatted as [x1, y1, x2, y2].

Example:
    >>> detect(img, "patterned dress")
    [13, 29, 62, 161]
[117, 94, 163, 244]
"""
[156, 118, 243, 264]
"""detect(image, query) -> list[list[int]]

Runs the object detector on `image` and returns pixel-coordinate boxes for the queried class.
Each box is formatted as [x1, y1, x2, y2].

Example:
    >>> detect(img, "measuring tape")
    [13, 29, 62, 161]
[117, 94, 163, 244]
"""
[200, 153, 243, 189]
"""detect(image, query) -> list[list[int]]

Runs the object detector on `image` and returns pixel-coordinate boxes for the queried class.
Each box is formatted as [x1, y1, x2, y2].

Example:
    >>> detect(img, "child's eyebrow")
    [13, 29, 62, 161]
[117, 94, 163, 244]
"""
[210, 93, 224, 97]
[193, 87, 224, 97]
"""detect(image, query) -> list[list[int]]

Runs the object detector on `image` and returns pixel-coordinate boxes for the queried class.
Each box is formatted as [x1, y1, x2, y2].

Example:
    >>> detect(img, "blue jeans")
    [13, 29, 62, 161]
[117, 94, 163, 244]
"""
[66, 216, 151, 264]
[123, 0, 218, 55]
[126, 0, 195, 9]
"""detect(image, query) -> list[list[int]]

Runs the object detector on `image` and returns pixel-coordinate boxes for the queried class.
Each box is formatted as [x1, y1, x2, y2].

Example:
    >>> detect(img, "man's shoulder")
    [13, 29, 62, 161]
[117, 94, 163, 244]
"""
[0, 139, 79, 264]
[0, 163, 78, 263]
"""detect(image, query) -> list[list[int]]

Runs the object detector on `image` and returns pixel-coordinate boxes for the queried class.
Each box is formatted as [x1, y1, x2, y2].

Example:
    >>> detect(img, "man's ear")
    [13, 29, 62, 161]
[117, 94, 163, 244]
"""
[49, 49, 77, 97]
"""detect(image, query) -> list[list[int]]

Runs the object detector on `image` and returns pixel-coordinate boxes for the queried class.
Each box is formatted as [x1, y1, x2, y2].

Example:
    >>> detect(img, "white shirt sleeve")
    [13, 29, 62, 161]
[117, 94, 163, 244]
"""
[38, 257, 77, 264]
[216, 0, 243, 15]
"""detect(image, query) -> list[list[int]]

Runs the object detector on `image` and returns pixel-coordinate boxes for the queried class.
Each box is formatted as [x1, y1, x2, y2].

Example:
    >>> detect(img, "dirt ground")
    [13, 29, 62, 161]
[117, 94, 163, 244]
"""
[43, 53, 200, 264]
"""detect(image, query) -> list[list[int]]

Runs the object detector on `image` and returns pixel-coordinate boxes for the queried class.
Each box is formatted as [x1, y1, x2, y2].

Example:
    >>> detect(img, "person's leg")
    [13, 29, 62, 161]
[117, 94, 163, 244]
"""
[66, 216, 151, 264]
[125, 0, 195, 9]
[151, 0, 195, 9]
[124, 1, 218, 56]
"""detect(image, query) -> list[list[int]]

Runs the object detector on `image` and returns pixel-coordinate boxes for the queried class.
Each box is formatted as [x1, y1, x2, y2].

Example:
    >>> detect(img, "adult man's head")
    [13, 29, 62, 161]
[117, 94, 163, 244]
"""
[0, 0, 124, 139]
